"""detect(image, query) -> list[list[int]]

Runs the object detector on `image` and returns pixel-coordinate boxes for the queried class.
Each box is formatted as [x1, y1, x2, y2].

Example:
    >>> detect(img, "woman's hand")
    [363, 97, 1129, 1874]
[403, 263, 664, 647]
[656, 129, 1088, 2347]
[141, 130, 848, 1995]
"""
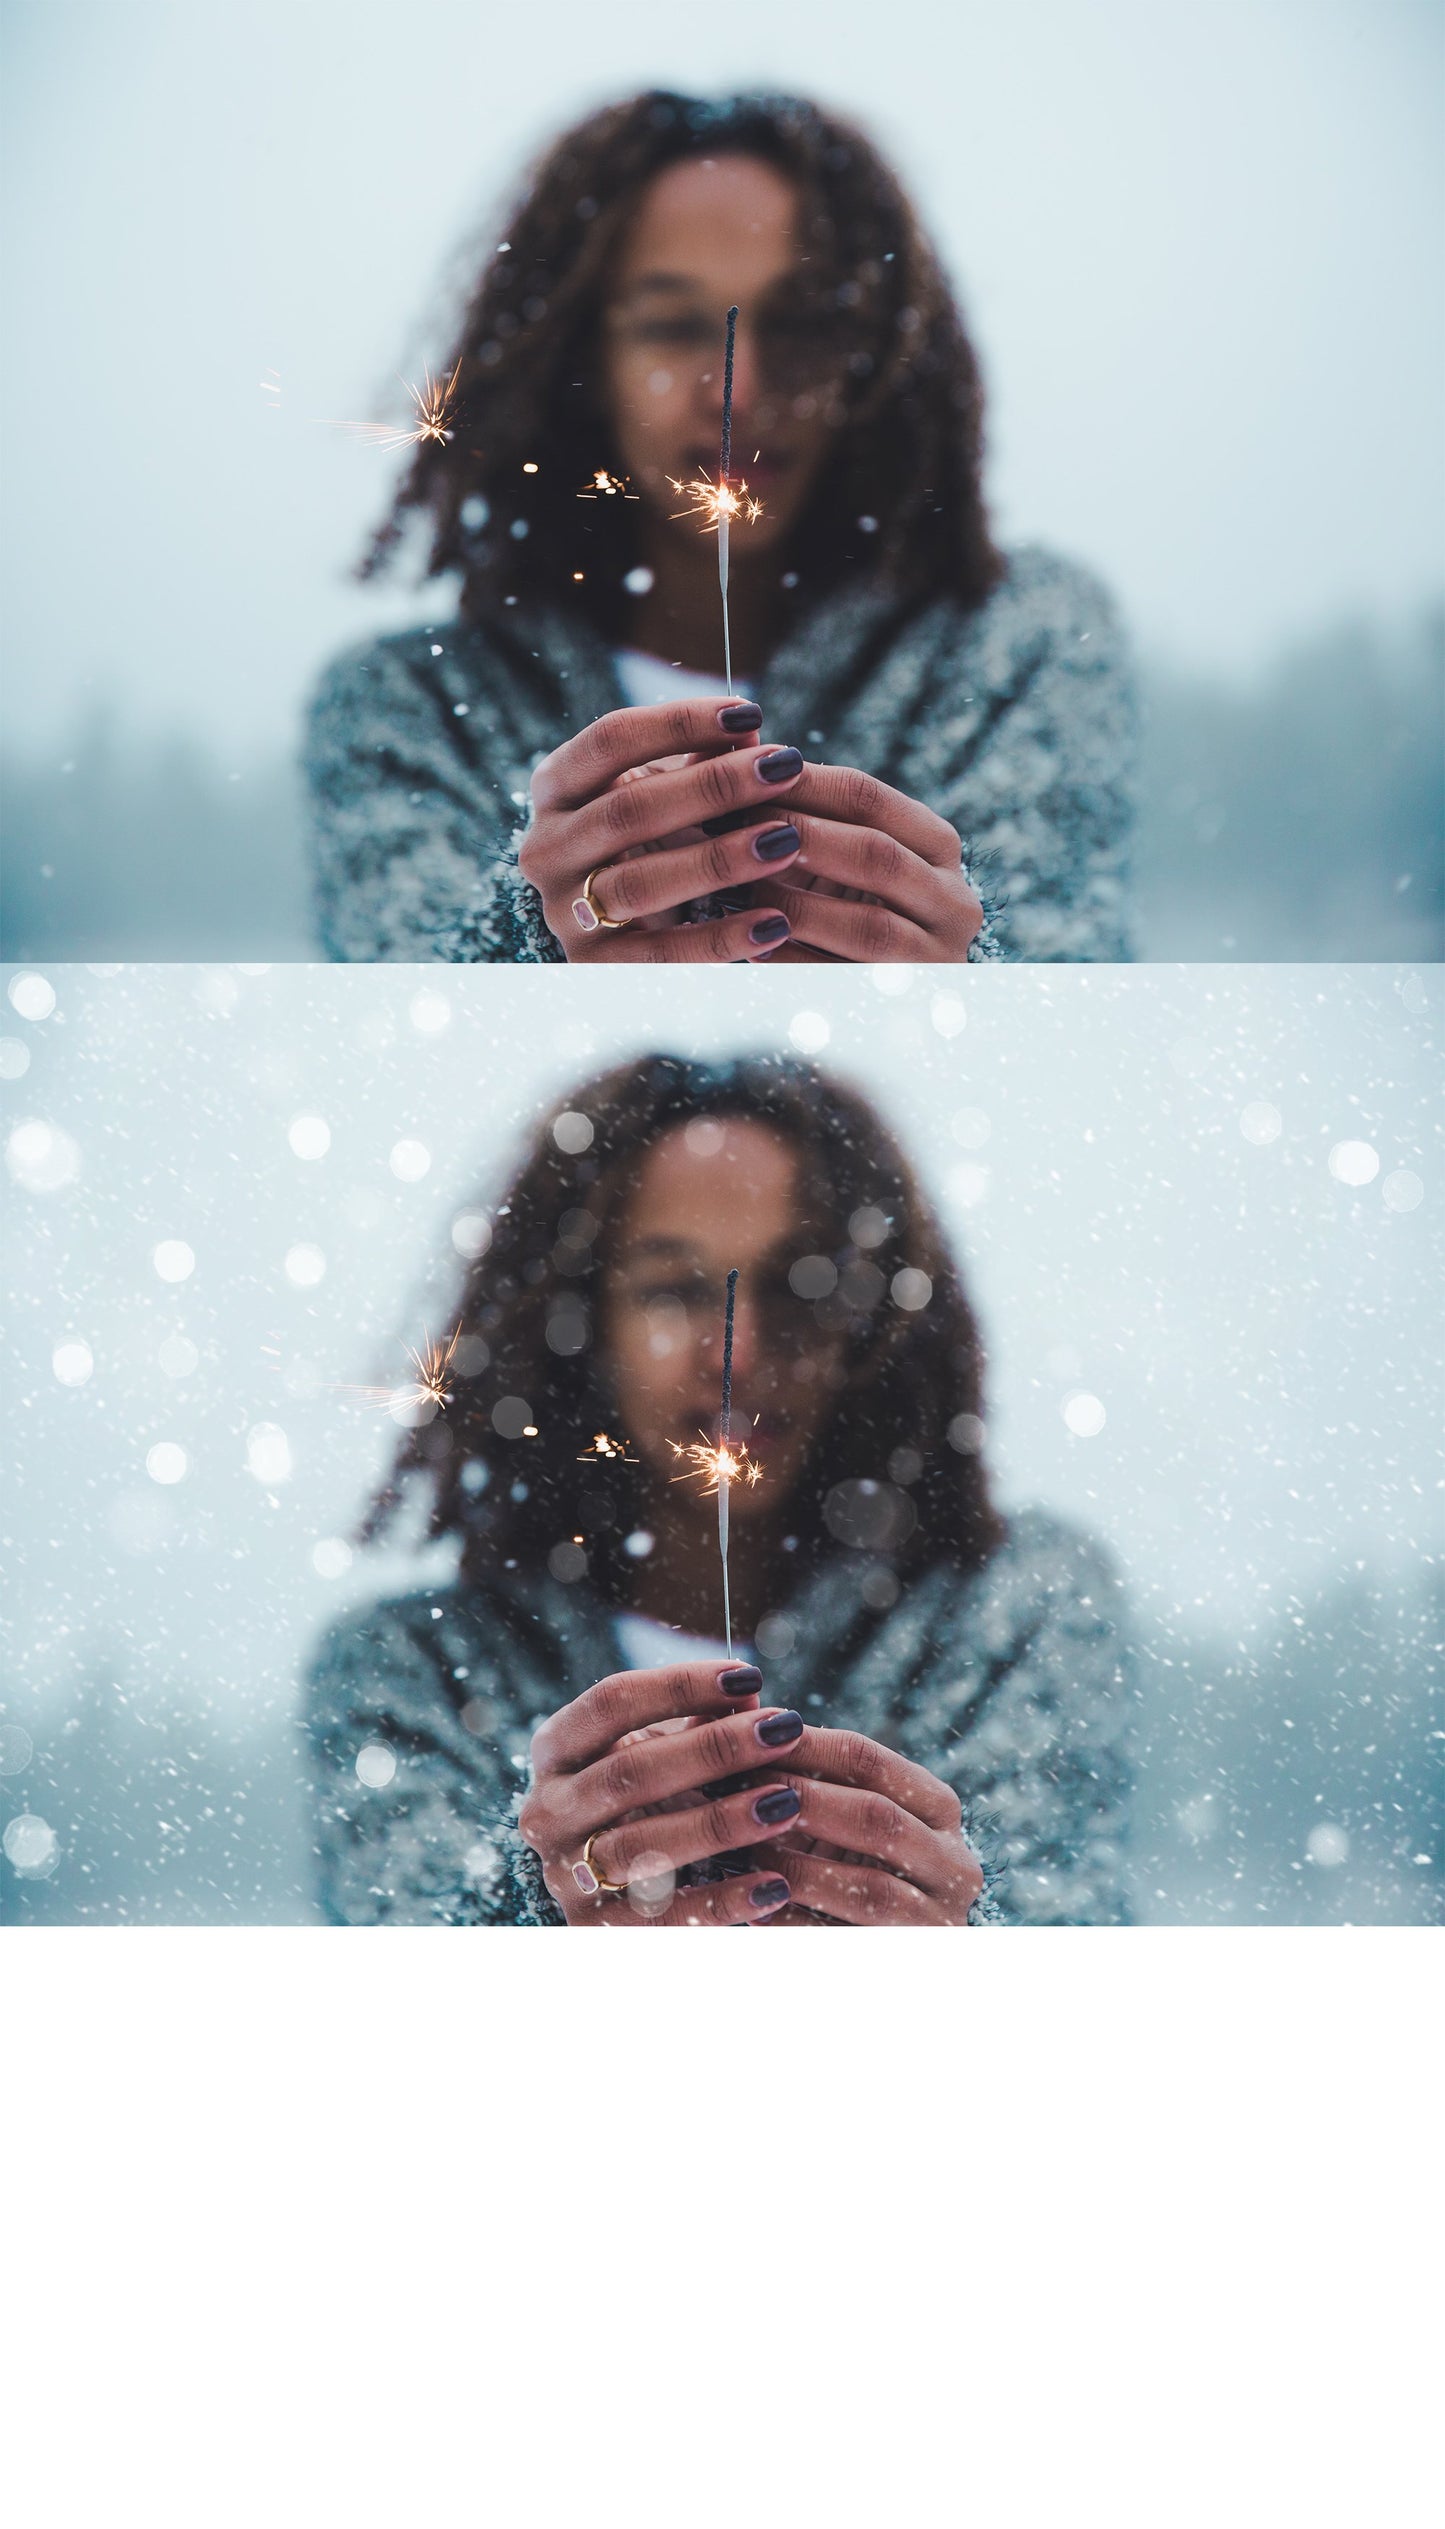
[517, 1659, 810, 1926]
[743, 1725, 985, 1924]
[747, 764, 985, 963]
[518, 699, 809, 963]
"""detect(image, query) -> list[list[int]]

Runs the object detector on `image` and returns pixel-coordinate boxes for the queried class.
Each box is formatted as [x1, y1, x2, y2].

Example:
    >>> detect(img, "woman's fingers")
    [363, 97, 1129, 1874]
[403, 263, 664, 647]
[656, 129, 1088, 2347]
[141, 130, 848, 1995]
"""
[587, 906, 791, 964]
[748, 814, 983, 959]
[531, 698, 763, 812]
[549, 744, 805, 885]
[756, 879, 936, 965]
[763, 1847, 944, 1925]
[784, 763, 963, 867]
[583, 1777, 805, 1887]
[543, 1706, 807, 1843]
[528, 1660, 764, 1778]
[782, 1727, 964, 1832]
[582, 821, 801, 926]
[758, 1775, 961, 1896]
[559, 1868, 793, 1928]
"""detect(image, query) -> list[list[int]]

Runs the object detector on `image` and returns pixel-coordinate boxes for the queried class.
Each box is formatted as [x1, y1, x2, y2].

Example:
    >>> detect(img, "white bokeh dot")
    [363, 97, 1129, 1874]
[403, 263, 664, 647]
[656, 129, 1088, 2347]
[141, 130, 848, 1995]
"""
[451, 1211, 492, 1259]
[7, 973, 56, 1023]
[1062, 1392, 1107, 1438]
[0, 1039, 30, 1080]
[152, 1240, 195, 1283]
[788, 1010, 830, 1055]
[312, 1537, 353, 1579]
[1328, 1140, 1379, 1186]
[409, 988, 451, 1035]
[551, 1111, 594, 1154]
[52, 1339, 94, 1387]
[1239, 1102, 1282, 1145]
[287, 1115, 331, 1160]
[891, 1267, 933, 1311]
[1382, 1169, 1423, 1213]
[146, 1442, 188, 1485]
[355, 1742, 397, 1789]
[389, 1138, 431, 1181]
[930, 994, 966, 1040]
[3, 1814, 57, 1873]
[7, 1119, 80, 1192]
[1306, 1823, 1350, 1868]
[284, 1243, 326, 1288]
[245, 1424, 293, 1485]
[158, 1334, 199, 1379]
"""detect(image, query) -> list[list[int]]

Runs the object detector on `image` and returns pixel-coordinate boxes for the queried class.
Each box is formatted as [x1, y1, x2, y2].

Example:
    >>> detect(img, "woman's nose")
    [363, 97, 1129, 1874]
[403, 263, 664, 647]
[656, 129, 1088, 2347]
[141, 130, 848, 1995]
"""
[699, 321, 759, 437]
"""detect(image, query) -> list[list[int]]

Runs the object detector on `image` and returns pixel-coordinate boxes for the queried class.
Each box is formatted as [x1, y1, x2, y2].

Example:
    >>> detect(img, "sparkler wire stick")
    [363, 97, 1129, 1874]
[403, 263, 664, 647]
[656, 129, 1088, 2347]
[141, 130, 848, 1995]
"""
[719, 1266, 738, 1656]
[719, 305, 738, 694]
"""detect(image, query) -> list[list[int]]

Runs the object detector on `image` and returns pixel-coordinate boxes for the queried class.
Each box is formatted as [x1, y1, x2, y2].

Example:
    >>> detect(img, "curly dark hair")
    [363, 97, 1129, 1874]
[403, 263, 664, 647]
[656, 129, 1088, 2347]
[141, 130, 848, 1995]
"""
[361, 90, 1002, 641]
[363, 1052, 1003, 1606]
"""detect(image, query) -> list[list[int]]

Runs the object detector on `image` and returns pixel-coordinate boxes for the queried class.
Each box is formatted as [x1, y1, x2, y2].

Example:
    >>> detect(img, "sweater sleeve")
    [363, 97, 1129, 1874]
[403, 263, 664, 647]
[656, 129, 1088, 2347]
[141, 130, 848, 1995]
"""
[904, 1525, 1135, 1924]
[920, 553, 1138, 963]
[302, 1600, 544, 1924]
[302, 638, 551, 963]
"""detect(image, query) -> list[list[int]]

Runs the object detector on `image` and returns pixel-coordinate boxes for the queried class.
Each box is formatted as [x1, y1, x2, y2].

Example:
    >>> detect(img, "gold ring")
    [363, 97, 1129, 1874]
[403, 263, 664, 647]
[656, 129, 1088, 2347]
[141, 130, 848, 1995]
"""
[571, 869, 630, 934]
[571, 1832, 628, 1899]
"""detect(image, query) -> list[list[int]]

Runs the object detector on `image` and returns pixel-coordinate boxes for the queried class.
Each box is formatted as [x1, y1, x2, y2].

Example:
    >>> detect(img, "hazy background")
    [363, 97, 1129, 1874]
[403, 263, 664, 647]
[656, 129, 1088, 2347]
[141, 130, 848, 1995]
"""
[3, 961, 1439, 1923]
[1, 0, 1441, 959]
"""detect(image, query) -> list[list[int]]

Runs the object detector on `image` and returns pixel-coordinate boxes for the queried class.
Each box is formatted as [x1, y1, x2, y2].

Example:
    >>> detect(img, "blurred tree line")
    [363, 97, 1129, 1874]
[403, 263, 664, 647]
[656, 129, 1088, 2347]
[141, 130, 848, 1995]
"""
[3, 611, 1441, 962]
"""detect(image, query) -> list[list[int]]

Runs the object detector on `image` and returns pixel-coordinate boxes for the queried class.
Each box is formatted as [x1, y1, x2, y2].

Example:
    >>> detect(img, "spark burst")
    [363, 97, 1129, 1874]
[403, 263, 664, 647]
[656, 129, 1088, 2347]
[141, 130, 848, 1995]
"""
[577, 468, 639, 500]
[348, 1326, 463, 1420]
[320, 359, 463, 454]
[578, 1430, 640, 1464]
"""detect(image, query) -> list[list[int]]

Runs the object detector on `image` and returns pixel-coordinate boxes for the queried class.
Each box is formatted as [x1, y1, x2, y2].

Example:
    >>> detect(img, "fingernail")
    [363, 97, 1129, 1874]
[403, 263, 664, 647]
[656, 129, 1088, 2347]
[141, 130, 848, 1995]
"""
[750, 822, 800, 864]
[750, 1877, 791, 1912]
[717, 701, 762, 733]
[754, 1709, 804, 1749]
[718, 1663, 763, 1696]
[571, 898, 599, 933]
[748, 913, 790, 948]
[756, 746, 803, 784]
[753, 1786, 802, 1827]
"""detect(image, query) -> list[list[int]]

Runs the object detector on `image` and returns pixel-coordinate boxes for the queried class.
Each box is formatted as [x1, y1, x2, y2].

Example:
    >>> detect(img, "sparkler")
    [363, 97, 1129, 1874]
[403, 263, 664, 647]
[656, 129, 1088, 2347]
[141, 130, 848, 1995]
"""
[667, 1267, 762, 1656]
[665, 305, 763, 695]
[343, 1326, 464, 1421]
[576, 468, 640, 501]
[577, 1430, 639, 1464]
[319, 359, 463, 454]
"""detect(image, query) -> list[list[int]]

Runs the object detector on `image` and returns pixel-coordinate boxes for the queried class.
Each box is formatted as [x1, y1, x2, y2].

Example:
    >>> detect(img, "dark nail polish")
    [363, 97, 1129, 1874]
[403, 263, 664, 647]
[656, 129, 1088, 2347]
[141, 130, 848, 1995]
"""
[753, 1786, 802, 1827]
[717, 701, 762, 733]
[755, 1709, 804, 1749]
[718, 1664, 763, 1696]
[750, 823, 800, 864]
[756, 746, 803, 784]
[748, 913, 790, 948]
[750, 1877, 791, 1911]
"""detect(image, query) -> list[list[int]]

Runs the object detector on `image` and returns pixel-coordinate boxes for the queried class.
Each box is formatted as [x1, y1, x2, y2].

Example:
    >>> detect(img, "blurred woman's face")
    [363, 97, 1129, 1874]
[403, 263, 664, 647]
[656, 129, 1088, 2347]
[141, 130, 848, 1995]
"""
[599, 1119, 847, 1522]
[600, 154, 836, 552]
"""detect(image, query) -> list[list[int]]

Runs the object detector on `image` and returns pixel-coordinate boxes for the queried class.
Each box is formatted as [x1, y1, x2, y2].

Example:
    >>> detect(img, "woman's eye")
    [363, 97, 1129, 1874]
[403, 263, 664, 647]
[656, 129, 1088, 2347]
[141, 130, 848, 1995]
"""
[624, 317, 716, 350]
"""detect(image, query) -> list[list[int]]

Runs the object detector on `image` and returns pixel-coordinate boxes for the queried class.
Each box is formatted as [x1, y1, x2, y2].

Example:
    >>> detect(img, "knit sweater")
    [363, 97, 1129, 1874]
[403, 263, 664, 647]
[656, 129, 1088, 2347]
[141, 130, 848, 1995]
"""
[302, 1508, 1134, 1928]
[304, 546, 1136, 964]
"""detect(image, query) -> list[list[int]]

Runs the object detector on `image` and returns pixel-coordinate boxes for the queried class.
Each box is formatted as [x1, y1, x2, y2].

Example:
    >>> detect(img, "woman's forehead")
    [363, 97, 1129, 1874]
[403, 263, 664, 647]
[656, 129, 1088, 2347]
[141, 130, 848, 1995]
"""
[612, 153, 800, 287]
[613, 1120, 802, 1250]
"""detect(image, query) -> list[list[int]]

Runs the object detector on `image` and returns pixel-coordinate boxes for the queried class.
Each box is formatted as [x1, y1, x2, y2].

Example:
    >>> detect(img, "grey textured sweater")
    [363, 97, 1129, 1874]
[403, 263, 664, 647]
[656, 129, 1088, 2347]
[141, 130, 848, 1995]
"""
[304, 546, 1136, 963]
[303, 1508, 1134, 1928]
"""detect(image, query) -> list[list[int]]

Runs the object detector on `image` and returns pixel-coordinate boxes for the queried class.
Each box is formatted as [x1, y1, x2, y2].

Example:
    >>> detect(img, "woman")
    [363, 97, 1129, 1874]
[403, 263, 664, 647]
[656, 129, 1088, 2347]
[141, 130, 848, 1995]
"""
[305, 1055, 1134, 1925]
[305, 92, 1136, 966]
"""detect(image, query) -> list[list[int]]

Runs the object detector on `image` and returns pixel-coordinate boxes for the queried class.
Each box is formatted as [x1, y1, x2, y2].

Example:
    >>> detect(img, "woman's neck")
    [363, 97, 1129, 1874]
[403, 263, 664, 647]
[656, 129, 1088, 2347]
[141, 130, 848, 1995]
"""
[625, 526, 776, 680]
[623, 1490, 779, 1639]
